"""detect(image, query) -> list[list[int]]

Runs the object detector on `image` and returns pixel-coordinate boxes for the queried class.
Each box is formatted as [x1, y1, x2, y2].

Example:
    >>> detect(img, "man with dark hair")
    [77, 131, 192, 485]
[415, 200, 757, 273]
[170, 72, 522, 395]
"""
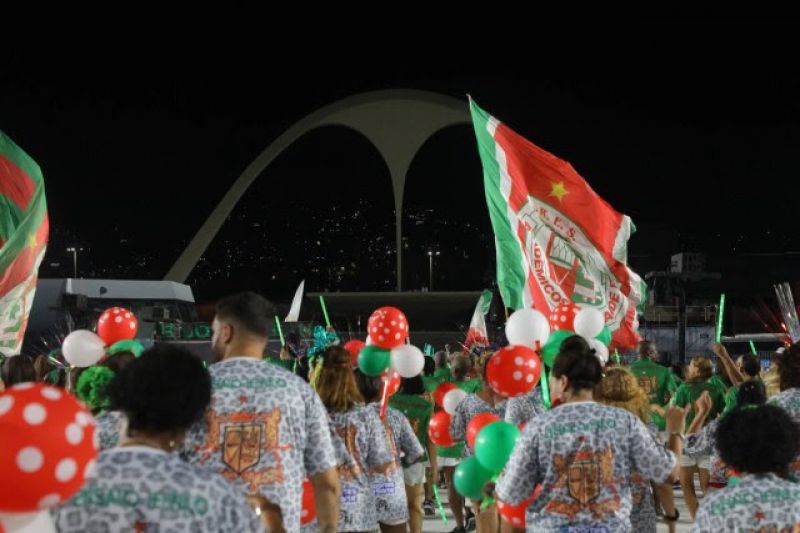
[693, 405, 800, 532]
[183, 291, 340, 532]
[630, 341, 679, 433]
[629, 340, 681, 527]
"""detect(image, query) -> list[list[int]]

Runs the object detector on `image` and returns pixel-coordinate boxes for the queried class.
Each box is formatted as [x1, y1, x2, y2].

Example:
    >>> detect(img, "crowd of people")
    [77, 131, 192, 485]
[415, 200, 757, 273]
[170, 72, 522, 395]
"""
[2, 291, 800, 532]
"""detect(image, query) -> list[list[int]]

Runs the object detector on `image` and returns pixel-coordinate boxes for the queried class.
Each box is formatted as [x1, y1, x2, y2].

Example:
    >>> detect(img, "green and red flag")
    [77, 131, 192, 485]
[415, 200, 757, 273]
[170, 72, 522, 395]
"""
[0, 131, 49, 356]
[465, 289, 492, 349]
[470, 99, 645, 349]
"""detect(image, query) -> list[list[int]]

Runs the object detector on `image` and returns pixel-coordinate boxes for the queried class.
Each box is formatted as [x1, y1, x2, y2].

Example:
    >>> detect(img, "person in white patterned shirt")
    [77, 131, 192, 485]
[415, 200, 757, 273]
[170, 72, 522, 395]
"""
[768, 341, 800, 480]
[495, 339, 687, 533]
[316, 346, 395, 532]
[182, 291, 340, 532]
[54, 345, 264, 532]
[692, 403, 800, 532]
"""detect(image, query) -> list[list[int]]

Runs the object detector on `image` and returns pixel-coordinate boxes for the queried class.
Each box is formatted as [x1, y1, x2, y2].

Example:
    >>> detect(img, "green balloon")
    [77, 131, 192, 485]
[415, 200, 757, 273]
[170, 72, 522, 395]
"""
[595, 326, 612, 346]
[108, 339, 145, 358]
[454, 456, 494, 500]
[541, 330, 575, 367]
[358, 345, 390, 376]
[474, 421, 520, 473]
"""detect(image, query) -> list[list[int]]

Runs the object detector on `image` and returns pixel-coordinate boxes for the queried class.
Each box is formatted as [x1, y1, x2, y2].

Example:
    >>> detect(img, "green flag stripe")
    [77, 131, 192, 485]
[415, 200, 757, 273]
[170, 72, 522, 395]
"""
[470, 100, 525, 310]
[0, 194, 28, 242]
[0, 132, 43, 186]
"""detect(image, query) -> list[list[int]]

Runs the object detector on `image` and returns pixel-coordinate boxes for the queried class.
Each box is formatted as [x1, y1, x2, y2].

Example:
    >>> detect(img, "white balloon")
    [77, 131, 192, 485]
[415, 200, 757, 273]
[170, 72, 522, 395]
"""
[574, 308, 604, 339]
[366, 336, 374, 346]
[505, 309, 550, 348]
[390, 344, 425, 378]
[443, 388, 467, 415]
[588, 338, 609, 365]
[62, 330, 106, 368]
[0, 511, 56, 532]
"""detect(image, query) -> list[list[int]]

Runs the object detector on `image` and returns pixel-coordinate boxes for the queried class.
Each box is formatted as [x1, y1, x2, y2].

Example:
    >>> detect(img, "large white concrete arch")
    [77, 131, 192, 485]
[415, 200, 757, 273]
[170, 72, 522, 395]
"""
[164, 89, 470, 290]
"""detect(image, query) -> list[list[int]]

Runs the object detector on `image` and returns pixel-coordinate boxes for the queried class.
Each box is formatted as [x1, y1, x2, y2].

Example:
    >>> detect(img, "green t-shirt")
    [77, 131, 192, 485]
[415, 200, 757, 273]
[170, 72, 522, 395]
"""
[629, 359, 679, 430]
[423, 369, 452, 392]
[389, 393, 434, 460]
[671, 380, 725, 430]
[723, 379, 763, 414]
[708, 374, 732, 397]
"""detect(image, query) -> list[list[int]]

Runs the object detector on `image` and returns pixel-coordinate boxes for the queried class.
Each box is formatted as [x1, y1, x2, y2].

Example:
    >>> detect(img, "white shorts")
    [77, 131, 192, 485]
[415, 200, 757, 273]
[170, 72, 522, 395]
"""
[680, 453, 711, 469]
[403, 463, 425, 486]
[380, 517, 407, 526]
[438, 457, 461, 468]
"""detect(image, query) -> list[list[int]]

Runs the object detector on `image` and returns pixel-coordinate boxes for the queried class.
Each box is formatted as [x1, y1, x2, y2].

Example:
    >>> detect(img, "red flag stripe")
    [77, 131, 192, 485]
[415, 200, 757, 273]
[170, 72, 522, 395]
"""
[0, 155, 36, 212]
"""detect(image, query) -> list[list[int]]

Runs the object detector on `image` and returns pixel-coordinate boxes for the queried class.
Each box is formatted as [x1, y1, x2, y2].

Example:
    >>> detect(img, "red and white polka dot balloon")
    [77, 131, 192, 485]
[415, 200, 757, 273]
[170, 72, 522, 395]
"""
[486, 345, 542, 398]
[96, 307, 138, 346]
[367, 307, 409, 350]
[0, 384, 97, 513]
[549, 302, 580, 332]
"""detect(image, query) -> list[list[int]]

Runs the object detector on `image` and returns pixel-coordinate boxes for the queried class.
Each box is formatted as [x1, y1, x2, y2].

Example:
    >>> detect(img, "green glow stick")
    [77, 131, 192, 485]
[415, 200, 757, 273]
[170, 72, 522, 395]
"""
[432, 483, 448, 525]
[716, 293, 726, 343]
[274, 316, 286, 346]
[319, 295, 332, 328]
[541, 365, 551, 409]
[749, 340, 758, 356]
[614, 348, 621, 364]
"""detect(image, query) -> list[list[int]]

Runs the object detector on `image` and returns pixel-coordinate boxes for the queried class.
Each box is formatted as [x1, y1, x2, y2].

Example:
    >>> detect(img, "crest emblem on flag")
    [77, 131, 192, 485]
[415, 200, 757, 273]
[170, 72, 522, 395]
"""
[470, 99, 646, 348]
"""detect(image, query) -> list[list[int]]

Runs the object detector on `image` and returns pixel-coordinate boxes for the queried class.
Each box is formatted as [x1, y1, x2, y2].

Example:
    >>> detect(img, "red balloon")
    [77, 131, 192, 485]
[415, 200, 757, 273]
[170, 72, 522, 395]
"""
[428, 411, 455, 447]
[467, 413, 500, 449]
[0, 383, 98, 512]
[549, 302, 580, 332]
[367, 307, 409, 349]
[96, 307, 138, 346]
[497, 485, 541, 529]
[344, 340, 367, 367]
[486, 346, 542, 398]
[433, 382, 458, 408]
[381, 371, 402, 397]
[301, 478, 316, 525]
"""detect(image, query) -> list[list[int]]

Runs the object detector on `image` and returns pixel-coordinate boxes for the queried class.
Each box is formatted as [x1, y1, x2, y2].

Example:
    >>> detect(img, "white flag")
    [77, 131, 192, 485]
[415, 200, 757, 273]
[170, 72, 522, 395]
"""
[285, 280, 305, 322]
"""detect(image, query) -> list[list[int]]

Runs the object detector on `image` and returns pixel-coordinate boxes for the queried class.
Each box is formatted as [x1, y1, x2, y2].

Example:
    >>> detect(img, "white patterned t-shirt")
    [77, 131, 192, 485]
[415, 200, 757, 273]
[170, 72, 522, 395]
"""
[182, 357, 337, 531]
[329, 405, 394, 531]
[505, 387, 546, 427]
[366, 404, 424, 524]
[496, 402, 676, 532]
[769, 388, 800, 479]
[692, 474, 800, 532]
[450, 393, 506, 457]
[53, 447, 263, 532]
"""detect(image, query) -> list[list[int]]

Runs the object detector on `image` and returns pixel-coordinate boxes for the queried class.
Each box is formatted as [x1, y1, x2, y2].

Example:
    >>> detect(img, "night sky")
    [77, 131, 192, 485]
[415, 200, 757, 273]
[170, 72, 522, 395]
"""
[3, 44, 800, 304]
